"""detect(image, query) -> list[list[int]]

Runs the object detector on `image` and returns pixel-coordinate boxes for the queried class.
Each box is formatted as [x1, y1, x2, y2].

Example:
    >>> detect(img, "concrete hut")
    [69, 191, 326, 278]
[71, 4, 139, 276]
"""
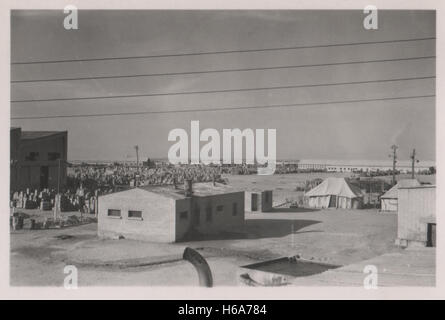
[98, 181, 245, 243]
[396, 185, 436, 247]
[245, 190, 273, 213]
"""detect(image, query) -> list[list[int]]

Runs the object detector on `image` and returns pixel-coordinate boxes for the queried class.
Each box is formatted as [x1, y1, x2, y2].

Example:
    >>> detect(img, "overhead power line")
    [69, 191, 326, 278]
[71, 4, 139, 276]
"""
[11, 55, 435, 84]
[10, 76, 435, 103]
[10, 36, 435, 65]
[11, 94, 435, 120]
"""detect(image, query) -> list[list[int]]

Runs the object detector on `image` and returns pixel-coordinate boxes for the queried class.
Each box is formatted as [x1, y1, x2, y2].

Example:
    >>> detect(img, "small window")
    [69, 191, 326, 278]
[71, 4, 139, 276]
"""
[216, 205, 224, 212]
[232, 203, 238, 216]
[206, 207, 212, 222]
[108, 209, 121, 217]
[128, 210, 142, 218]
[180, 211, 188, 220]
[48, 152, 61, 161]
[25, 152, 39, 161]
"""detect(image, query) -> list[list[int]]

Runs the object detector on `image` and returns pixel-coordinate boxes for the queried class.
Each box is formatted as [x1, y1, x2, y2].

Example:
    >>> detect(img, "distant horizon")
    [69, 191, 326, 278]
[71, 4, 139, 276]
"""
[67, 157, 436, 164]
[11, 10, 435, 161]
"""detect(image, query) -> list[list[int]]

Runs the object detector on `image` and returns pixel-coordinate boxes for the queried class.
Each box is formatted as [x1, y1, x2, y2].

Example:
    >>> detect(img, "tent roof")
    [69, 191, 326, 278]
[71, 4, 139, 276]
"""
[304, 177, 364, 198]
[381, 179, 421, 199]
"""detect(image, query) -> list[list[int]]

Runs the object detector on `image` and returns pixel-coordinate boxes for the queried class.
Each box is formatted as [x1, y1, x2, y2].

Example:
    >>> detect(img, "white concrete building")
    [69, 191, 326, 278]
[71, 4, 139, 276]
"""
[396, 185, 436, 247]
[297, 159, 435, 173]
[98, 182, 244, 242]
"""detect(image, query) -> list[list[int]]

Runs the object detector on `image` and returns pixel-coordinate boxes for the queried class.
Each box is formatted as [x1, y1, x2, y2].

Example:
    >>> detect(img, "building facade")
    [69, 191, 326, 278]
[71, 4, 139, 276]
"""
[10, 128, 68, 191]
[298, 159, 435, 173]
[396, 185, 436, 247]
[98, 182, 245, 242]
[245, 190, 273, 212]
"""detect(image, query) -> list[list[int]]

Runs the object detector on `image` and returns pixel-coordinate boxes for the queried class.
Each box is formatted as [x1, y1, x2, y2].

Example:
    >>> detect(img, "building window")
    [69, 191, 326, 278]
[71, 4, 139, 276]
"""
[128, 210, 142, 219]
[232, 203, 238, 216]
[107, 209, 121, 217]
[25, 152, 39, 161]
[265, 192, 270, 203]
[179, 211, 188, 220]
[48, 152, 61, 161]
[216, 205, 224, 212]
[206, 207, 212, 223]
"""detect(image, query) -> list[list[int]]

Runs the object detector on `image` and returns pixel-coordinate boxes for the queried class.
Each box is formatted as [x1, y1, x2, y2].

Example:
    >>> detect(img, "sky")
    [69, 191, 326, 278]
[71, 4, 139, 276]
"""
[10, 10, 435, 161]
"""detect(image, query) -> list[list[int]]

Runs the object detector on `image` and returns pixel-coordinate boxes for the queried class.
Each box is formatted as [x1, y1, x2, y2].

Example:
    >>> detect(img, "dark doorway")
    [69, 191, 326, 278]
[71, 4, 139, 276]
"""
[427, 223, 436, 247]
[328, 195, 337, 208]
[251, 193, 258, 211]
[40, 166, 49, 189]
[192, 207, 200, 226]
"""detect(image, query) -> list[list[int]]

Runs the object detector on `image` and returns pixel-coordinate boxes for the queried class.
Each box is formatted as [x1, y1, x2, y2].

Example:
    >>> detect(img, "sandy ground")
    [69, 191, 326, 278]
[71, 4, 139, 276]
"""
[224, 172, 352, 204]
[11, 208, 403, 286]
[288, 247, 435, 287]
[223, 173, 435, 204]
[10, 173, 435, 287]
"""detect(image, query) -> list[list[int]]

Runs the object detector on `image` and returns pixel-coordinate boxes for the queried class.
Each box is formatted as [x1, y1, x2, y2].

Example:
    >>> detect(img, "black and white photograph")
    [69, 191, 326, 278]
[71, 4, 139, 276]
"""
[6, 6, 438, 293]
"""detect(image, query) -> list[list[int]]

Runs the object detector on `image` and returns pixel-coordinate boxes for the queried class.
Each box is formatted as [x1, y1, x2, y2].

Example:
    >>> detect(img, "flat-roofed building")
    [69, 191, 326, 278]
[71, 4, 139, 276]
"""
[245, 190, 273, 213]
[10, 128, 68, 191]
[98, 182, 245, 242]
[396, 185, 436, 247]
[298, 159, 435, 173]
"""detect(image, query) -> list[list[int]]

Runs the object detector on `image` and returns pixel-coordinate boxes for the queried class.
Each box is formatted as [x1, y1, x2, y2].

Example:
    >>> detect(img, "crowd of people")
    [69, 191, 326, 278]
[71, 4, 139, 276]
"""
[10, 163, 235, 213]
[10, 161, 320, 213]
[11, 188, 56, 210]
[11, 186, 99, 214]
[66, 163, 237, 189]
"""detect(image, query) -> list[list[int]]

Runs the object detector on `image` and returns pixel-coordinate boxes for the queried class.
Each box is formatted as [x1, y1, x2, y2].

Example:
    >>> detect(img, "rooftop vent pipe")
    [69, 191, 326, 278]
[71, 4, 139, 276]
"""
[184, 179, 193, 197]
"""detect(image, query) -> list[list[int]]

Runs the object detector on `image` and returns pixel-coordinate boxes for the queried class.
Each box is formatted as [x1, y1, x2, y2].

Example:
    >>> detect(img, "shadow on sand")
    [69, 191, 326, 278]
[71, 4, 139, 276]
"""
[269, 207, 320, 213]
[181, 219, 321, 242]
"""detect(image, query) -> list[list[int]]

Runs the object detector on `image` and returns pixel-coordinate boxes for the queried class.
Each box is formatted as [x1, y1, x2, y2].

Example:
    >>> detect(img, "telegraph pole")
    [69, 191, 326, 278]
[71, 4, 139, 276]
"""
[57, 158, 61, 195]
[55, 158, 63, 221]
[389, 145, 398, 185]
[410, 148, 419, 179]
[134, 145, 139, 186]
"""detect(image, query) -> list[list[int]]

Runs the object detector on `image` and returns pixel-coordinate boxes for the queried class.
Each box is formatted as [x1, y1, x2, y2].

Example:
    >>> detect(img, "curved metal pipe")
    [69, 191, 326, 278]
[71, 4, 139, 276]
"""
[183, 247, 213, 287]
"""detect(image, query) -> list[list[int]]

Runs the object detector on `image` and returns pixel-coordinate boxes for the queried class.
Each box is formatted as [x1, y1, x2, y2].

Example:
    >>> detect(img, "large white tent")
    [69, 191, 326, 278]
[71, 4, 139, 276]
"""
[304, 177, 364, 209]
[380, 179, 420, 212]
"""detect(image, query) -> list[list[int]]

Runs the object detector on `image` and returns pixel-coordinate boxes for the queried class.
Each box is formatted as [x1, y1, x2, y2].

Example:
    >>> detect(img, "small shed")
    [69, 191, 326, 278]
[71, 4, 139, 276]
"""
[98, 182, 245, 243]
[380, 179, 420, 212]
[304, 177, 364, 209]
[245, 190, 273, 212]
[396, 185, 436, 247]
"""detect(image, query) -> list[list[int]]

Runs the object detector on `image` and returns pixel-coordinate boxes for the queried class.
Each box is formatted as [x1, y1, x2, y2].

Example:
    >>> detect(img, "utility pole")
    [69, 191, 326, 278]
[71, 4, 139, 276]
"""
[389, 145, 398, 185]
[410, 148, 419, 179]
[134, 145, 139, 186]
[55, 158, 63, 221]
[57, 158, 61, 195]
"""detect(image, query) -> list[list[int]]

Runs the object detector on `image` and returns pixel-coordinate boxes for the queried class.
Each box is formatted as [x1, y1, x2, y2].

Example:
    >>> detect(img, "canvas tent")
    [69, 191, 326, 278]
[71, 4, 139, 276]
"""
[304, 177, 364, 209]
[380, 179, 420, 212]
